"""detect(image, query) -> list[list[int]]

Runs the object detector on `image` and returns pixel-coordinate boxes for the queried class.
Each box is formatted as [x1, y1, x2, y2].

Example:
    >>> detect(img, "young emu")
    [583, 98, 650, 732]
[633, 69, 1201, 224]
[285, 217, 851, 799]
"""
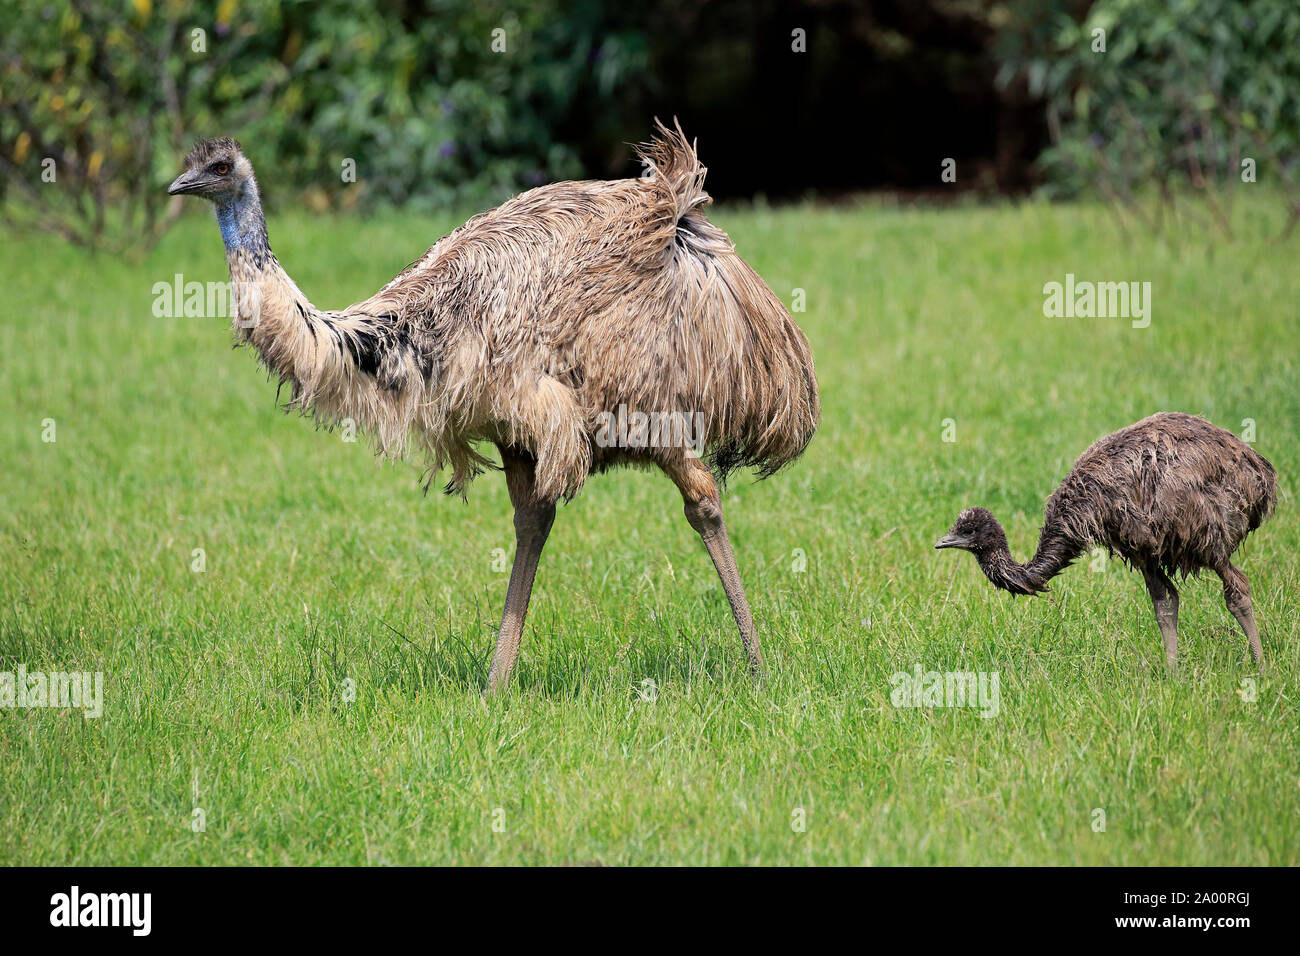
[167, 121, 820, 692]
[936, 413, 1277, 665]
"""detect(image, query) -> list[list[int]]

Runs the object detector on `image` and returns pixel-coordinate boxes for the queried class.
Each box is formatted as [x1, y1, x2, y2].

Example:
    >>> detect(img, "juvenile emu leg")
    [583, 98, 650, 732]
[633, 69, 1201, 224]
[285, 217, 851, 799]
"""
[485, 447, 556, 693]
[1218, 563, 1263, 666]
[662, 457, 764, 675]
[1141, 565, 1180, 665]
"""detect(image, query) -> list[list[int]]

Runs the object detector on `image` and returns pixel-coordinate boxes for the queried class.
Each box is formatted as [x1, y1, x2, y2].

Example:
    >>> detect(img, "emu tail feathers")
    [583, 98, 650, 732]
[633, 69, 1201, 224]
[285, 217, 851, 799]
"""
[635, 118, 734, 259]
[636, 118, 712, 224]
[634, 119, 820, 483]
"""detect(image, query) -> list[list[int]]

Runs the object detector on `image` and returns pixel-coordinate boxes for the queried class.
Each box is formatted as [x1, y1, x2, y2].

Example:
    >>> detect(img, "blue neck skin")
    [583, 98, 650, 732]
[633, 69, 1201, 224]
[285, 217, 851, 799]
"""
[213, 180, 269, 259]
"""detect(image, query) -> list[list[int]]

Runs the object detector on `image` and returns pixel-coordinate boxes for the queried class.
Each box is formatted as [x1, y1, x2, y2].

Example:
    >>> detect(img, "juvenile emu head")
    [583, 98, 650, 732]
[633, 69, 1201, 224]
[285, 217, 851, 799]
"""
[935, 507, 1006, 555]
[167, 137, 252, 203]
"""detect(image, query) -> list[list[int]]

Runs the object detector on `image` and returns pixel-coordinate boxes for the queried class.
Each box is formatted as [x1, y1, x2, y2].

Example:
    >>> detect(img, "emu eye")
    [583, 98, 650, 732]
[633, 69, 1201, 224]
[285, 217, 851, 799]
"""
[214, 163, 230, 175]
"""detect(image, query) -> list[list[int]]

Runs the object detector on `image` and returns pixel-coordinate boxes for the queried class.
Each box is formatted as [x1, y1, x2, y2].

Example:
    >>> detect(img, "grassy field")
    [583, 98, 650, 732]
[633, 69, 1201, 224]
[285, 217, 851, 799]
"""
[1, 194, 1297, 865]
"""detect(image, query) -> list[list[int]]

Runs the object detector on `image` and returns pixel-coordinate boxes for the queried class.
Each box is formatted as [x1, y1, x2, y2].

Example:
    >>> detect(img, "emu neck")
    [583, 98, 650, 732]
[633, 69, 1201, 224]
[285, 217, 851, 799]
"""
[976, 523, 1076, 596]
[201, 176, 431, 460]
[212, 180, 326, 391]
[214, 180, 270, 265]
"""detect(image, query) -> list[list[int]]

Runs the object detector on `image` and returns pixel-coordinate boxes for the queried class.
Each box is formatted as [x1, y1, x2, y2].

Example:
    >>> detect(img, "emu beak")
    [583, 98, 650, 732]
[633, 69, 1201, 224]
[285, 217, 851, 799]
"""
[935, 533, 965, 550]
[167, 171, 202, 196]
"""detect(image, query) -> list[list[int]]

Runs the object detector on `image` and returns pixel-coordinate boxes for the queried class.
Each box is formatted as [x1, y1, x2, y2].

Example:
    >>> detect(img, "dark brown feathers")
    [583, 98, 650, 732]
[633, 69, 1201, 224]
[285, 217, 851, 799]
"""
[939, 413, 1277, 595]
[1044, 412, 1276, 578]
[183, 137, 243, 168]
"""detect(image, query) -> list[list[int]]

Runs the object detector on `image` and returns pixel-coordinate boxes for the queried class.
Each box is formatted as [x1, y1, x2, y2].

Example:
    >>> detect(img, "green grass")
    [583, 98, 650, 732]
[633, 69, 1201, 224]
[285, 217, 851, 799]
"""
[1, 194, 1297, 865]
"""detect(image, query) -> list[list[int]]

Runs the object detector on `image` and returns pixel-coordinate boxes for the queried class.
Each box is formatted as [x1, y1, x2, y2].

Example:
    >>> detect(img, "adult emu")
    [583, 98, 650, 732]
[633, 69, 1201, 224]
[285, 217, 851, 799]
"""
[167, 122, 820, 692]
[936, 413, 1276, 665]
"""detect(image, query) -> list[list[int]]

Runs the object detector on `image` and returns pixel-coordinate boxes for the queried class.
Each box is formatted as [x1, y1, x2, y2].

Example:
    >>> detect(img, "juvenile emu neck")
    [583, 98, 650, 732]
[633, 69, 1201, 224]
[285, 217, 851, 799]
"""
[977, 523, 1077, 596]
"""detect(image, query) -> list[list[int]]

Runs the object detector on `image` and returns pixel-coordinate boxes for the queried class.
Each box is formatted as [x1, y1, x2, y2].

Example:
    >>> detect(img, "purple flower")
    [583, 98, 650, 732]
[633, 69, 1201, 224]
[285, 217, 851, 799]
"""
[437, 141, 457, 159]
[1089, 132, 1105, 148]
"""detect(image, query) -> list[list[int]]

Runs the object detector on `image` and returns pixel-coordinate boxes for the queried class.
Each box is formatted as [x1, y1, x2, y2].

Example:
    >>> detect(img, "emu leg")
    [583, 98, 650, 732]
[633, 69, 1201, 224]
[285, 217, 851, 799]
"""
[1141, 566, 1179, 665]
[485, 448, 555, 694]
[662, 458, 764, 675]
[1218, 563, 1263, 666]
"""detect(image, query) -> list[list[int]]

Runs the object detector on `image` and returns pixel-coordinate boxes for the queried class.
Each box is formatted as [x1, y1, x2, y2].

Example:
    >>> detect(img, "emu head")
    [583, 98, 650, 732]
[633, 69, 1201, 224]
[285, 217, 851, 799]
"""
[167, 137, 252, 202]
[935, 507, 1005, 555]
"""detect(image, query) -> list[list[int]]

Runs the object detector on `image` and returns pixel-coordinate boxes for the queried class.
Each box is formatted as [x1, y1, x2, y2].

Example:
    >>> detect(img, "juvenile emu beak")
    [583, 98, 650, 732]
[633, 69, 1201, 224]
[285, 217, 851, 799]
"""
[935, 533, 965, 550]
[167, 171, 203, 196]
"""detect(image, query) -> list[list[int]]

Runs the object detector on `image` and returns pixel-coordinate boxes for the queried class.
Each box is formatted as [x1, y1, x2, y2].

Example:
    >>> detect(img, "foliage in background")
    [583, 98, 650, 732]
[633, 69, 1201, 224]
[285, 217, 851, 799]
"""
[5, 0, 1298, 250]
[995, 0, 1300, 236]
[4, 0, 1064, 253]
[0, 0, 645, 250]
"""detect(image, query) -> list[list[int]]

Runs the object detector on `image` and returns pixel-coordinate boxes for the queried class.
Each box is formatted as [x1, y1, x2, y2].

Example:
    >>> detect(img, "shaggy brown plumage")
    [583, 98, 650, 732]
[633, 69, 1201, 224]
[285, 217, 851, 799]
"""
[936, 413, 1277, 664]
[167, 120, 820, 691]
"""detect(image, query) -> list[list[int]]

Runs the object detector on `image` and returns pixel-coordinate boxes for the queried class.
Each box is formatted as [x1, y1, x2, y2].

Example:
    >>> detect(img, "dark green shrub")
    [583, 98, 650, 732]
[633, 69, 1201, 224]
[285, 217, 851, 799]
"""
[995, 0, 1300, 235]
[0, 0, 645, 249]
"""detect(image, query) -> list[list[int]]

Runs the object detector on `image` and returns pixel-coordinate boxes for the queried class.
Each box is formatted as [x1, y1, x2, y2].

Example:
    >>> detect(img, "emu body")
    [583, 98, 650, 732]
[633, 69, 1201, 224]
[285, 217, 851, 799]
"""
[168, 123, 820, 691]
[936, 413, 1277, 664]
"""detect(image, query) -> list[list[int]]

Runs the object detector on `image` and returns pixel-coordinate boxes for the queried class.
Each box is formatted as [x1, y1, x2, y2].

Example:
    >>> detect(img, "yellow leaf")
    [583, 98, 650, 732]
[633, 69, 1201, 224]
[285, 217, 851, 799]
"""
[88, 151, 103, 179]
[14, 131, 30, 162]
